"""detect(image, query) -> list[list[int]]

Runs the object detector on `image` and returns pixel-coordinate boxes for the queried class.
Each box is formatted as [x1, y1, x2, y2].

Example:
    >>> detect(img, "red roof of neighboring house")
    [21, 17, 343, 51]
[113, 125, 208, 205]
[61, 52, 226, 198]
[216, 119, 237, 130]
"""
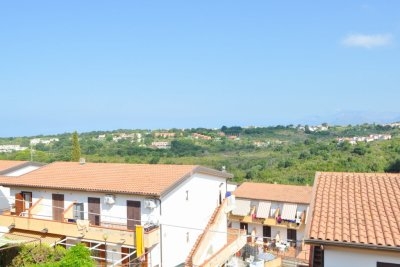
[306, 172, 400, 250]
[233, 182, 312, 204]
[0, 161, 232, 197]
[0, 160, 28, 172]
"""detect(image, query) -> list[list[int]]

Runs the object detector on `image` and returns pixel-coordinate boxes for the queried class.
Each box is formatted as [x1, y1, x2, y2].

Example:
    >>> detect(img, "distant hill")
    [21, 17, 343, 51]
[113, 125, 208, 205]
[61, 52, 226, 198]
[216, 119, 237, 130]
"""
[1, 123, 400, 185]
[300, 110, 400, 126]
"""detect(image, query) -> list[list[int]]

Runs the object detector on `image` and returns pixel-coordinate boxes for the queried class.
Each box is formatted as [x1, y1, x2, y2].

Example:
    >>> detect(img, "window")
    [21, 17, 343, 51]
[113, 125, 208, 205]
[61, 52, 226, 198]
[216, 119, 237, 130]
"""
[377, 263, 400, 267]
[287, 229, 297, 242]
[74, 203, 84, 220]
[22, 191, 32, 210]
[312, 245, 324, 267]
[263, 226, 271, 243]
[240, 222, 249, 234]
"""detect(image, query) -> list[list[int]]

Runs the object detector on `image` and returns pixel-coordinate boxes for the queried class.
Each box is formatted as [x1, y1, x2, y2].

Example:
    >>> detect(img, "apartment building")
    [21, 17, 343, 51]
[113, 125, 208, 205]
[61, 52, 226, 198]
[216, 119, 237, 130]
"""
[0, 161, 232, 267]
[229, 182, 312, 265]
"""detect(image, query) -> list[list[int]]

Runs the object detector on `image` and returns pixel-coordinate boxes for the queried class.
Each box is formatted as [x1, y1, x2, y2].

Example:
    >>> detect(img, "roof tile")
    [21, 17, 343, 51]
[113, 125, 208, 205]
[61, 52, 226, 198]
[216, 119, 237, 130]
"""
[0, 161, 231, 196]
[307, 172, 400, 249]
[233, 182, 312, 204]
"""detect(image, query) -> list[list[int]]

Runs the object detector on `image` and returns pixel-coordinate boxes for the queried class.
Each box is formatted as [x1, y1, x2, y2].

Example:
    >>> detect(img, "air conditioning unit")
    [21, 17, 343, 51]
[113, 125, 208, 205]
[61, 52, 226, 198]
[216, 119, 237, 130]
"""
[104, 195, 115, 205]
[144, 199, 156, 209]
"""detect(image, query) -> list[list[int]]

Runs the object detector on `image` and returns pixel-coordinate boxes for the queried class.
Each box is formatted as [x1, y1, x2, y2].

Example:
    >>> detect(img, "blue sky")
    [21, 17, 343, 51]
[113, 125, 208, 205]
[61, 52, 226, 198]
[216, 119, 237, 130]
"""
[1, 1, 399, 137]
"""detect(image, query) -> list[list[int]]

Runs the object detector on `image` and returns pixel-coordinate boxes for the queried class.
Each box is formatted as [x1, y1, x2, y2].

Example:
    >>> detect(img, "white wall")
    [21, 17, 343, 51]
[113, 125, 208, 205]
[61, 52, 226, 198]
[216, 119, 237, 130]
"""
[324, 246, 400, 267]
[0, 186, 10, 212]
[160, 173, 226, 267]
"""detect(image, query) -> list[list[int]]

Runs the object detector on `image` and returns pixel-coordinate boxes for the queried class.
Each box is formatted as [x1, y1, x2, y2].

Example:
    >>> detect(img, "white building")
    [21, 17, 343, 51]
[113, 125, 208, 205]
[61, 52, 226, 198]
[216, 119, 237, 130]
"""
[0, 161, 233, 267]
[305, 172, 400, 267]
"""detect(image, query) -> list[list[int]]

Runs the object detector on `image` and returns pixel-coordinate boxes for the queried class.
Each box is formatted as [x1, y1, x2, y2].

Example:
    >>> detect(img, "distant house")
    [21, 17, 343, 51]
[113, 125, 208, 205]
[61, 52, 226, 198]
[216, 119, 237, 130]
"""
[0, 161, 232, 267]
[0, 145, 28, 153]
[192, 133, 212, 140]
[30, 138, 59, 145]
[153, 132, 176, 138]
[305, 172, 400, 267]
[151, 141, 171, 149]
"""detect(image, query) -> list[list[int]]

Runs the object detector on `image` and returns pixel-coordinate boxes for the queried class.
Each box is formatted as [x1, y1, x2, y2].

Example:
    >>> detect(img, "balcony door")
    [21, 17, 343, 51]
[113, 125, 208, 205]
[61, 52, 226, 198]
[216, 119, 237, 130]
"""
[263, 225, 271, 243]
[15, 191, 32, 216]
[52, 194, 64, 221]
[88, 197, 101, 226]
[127, 200, 141, 230]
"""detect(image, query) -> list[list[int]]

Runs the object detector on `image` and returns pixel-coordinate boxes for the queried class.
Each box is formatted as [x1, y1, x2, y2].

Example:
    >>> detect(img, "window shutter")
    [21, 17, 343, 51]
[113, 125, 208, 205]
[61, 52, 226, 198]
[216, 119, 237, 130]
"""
[15, 193, 23, 215]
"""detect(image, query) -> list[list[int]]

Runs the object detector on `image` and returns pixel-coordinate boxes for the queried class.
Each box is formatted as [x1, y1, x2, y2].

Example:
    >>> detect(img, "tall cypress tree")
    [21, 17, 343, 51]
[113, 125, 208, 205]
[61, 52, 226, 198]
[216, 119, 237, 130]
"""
[71, 131, 81, 161]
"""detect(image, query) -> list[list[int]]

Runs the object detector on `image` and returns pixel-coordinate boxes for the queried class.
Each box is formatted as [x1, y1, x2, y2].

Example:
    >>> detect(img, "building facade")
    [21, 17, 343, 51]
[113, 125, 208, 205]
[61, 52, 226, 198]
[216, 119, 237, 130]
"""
[0, 161, 232, 267]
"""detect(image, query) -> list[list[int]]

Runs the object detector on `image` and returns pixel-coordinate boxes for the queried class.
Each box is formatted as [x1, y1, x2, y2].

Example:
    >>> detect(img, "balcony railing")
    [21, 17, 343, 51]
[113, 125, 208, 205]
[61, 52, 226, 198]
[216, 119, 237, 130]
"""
[229, 214, 305, 229]
[0, 211, 160, 248]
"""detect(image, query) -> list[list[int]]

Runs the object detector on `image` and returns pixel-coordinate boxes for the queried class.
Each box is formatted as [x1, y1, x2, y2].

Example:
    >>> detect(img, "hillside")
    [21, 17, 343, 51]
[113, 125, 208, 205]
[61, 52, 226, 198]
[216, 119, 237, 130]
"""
[1, 123, 400, 185]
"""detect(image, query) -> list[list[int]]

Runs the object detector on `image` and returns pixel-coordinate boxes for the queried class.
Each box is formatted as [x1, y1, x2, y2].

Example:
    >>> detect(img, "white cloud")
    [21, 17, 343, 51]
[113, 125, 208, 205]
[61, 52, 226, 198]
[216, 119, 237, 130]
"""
[341, 33, 393, 49]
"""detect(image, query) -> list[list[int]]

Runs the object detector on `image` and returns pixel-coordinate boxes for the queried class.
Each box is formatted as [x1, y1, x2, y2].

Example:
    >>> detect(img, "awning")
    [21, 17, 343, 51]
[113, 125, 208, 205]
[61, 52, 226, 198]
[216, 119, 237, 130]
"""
[3, 229, 63, 247]
[232, 199, 251, 216]
[281, 203, 298, 221]
[256, 201, 271, 218]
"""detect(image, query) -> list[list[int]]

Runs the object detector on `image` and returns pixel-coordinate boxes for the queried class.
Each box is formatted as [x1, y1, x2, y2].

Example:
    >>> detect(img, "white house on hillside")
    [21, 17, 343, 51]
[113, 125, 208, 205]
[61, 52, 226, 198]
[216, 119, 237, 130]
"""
[0, 161, 232, 267]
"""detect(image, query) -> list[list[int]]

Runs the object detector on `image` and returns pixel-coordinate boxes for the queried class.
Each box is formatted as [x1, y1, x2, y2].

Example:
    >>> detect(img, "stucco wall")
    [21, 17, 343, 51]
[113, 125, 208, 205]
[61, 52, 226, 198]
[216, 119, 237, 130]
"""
[0, 186, 10, 212]
[324, 246, 400, 267]
[160, 173, 227, 267]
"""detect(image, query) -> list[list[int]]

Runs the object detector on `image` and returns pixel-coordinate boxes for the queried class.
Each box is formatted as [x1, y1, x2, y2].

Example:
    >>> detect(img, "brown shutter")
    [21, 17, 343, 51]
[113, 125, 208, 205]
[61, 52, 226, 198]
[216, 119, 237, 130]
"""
[52, 194, 64, 221]
[127, 200, 141, 230]
[15, 193, 23, 215]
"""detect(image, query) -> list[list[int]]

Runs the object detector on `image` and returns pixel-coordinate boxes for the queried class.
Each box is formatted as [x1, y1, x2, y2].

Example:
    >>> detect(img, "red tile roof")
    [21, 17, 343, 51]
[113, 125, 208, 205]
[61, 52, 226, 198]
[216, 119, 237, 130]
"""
[0, 161, 232, 197]
[233, 182, 312, 204]
[0, 160, 28, 172]
[306, 172, 400, 250]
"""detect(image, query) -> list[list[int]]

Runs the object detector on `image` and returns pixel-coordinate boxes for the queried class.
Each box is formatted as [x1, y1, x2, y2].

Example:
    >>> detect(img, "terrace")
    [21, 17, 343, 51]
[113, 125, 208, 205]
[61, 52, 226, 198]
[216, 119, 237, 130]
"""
[0, 197, 160, 248]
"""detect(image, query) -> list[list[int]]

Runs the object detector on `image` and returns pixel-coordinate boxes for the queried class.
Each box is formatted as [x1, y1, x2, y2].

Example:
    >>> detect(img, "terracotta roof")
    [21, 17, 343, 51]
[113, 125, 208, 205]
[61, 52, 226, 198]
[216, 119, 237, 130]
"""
[306, 172, 400, 250]
[0, 160, 27, 172]
[233, 182, 312, 204]
[0, 161, 232, 197]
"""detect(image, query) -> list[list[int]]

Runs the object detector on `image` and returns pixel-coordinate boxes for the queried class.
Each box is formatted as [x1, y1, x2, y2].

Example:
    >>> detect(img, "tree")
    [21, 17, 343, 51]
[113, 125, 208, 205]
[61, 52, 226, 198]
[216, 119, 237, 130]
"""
[59, 243, 94, 267]
[385, 158, 400, 173]
[9, 244, 66, 267]
[71, 131, 81, 161]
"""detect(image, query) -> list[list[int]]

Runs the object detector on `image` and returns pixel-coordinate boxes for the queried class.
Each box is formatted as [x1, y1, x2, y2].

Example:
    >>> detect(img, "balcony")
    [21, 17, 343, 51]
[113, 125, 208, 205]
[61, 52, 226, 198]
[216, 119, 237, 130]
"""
[229, 207, 306, 230]
[263, 218, 304, 230]
[0, 212, 160, 248]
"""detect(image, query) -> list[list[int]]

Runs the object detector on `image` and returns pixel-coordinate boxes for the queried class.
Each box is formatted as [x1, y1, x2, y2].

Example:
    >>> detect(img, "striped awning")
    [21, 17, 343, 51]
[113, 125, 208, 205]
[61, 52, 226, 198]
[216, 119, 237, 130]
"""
[281, 203, 298, 221]
[256, 202, 271, 218]
[232, 199, 251, 216]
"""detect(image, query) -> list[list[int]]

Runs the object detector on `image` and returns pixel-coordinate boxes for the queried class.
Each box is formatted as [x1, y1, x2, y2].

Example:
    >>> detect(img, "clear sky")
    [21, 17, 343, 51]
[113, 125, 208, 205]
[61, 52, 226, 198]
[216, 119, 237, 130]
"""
[1, 1, 399, 137]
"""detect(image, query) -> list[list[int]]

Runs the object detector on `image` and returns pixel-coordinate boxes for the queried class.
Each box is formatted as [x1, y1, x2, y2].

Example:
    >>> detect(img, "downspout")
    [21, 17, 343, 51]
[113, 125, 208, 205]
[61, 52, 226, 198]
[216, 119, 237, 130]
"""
[155, 197, 162, 266]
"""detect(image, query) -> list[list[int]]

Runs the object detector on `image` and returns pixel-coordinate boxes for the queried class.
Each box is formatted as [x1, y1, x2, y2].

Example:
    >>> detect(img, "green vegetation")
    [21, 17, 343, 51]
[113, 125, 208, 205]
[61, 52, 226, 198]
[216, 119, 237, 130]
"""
[1, 124, 400, 185]
[71, 131, 81, 162]
[6, 243, 94, 267]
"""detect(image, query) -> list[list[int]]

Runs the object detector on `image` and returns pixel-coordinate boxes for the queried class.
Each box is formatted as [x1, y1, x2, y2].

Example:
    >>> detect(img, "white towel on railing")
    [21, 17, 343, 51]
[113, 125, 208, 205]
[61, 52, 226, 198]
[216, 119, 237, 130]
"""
[76, 219, 90, 232]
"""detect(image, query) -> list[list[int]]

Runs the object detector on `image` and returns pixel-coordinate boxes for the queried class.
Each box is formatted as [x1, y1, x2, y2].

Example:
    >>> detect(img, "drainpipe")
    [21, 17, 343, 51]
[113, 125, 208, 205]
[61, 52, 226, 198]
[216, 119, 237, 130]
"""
[154, 197, 162, 266]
